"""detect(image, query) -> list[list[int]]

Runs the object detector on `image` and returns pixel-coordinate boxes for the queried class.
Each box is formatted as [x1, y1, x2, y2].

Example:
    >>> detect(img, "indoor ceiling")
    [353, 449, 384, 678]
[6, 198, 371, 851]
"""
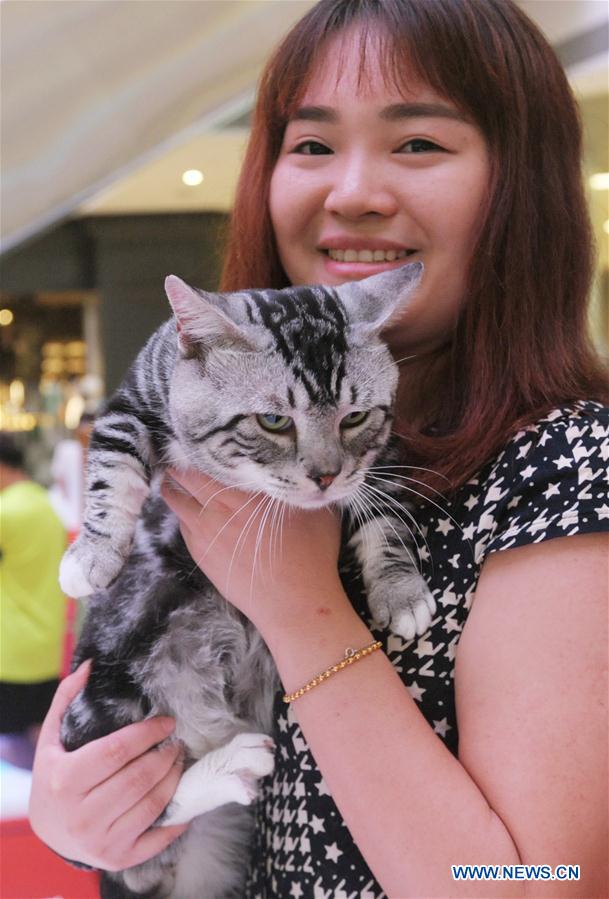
[1, 0, 607, 256]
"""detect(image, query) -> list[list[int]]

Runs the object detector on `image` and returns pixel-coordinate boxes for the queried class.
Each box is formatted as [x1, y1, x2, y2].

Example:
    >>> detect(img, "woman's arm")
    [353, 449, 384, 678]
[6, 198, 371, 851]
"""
[164, 470, 608, 898]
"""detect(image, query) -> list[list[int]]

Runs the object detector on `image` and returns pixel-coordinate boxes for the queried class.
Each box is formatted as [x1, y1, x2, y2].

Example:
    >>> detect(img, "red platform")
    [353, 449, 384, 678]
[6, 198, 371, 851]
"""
[0, 818, 99, 898]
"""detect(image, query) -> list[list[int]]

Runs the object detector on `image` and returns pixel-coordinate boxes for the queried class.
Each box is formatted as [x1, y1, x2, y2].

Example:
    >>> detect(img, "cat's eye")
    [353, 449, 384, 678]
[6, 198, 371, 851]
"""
[256, 414, 294, 433]
[340, 411, 369, 429]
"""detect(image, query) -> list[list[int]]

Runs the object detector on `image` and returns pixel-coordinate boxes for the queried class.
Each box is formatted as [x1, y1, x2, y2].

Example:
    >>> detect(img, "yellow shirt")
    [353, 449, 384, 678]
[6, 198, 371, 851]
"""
[1, 480, 67, 682]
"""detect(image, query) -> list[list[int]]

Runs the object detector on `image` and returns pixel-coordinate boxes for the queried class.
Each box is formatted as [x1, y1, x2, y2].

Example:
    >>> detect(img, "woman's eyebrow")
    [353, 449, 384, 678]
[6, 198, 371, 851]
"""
[291, 105, 338, 123]
[381, 102, 469, 123]
[290, 102, 469, 124]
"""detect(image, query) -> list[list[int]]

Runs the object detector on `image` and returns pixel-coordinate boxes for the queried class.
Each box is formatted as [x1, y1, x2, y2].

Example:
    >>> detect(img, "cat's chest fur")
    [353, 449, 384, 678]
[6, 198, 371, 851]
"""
[134, 601, 276, 756]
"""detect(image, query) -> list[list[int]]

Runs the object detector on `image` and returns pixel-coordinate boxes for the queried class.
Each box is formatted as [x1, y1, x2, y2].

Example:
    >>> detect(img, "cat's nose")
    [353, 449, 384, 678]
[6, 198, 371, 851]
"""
[309, 470, 340, 491]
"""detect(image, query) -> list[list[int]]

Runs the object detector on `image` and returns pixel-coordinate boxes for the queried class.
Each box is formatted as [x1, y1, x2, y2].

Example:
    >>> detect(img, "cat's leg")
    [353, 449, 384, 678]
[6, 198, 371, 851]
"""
[101, 868, 171, 899]
[59, 409, 156, 598]
[349, 514, 436, 641]
[159, 732, 275, 828]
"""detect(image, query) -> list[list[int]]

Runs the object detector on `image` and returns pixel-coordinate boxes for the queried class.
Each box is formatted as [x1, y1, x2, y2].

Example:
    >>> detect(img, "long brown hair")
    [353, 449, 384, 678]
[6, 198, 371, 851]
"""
[221, 0, 608, 493]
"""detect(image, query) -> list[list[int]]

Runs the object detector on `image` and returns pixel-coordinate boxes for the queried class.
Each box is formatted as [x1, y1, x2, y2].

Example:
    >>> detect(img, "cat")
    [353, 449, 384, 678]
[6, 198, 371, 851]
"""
[59, 262, 435, 898]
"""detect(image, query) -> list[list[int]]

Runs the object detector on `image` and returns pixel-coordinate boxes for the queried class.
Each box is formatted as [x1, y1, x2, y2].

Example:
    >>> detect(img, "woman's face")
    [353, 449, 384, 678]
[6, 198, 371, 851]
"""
[269, 31, 490, 354]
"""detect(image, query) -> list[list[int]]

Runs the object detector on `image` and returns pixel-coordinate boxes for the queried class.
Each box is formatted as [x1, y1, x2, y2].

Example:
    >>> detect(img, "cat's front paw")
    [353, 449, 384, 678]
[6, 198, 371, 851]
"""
[59, 537, 126, 598]
[222, 732, 276, 804]
[160, 732, 276, 826]
[368, 573, 436, 641]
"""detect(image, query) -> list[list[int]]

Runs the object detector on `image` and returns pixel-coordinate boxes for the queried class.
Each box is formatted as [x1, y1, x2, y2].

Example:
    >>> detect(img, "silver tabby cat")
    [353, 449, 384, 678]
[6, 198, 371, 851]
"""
[58, 262, 435, 899]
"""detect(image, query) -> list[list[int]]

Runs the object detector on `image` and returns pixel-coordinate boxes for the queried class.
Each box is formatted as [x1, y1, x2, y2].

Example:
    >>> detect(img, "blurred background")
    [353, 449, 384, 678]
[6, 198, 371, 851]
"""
[0, 0, 607, 480]
[0, 3, 607, 896]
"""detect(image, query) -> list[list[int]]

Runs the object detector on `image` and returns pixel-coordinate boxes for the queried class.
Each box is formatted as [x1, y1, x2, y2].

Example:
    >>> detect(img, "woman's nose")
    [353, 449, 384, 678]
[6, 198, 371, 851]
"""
[323, 156, 399, 219]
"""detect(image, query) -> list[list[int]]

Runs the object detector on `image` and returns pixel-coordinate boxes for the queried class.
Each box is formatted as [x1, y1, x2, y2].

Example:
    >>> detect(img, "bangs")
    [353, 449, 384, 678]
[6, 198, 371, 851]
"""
[268, 1, 485, 133]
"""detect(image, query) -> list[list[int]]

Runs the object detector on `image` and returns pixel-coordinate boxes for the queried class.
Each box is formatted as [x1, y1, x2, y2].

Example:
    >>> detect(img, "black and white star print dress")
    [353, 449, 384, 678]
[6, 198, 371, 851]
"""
[246, 401, 609, 898]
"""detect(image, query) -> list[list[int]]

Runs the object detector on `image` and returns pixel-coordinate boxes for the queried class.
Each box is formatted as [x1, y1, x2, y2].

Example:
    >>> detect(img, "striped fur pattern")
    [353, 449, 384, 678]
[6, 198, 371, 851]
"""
[59, 264, 435, 898]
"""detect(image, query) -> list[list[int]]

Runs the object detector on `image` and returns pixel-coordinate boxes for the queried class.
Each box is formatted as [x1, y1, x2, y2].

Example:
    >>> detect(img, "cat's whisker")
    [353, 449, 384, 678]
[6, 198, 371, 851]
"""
[351, 486, 393, 556]
[226, 493, 269, 595]
[362, 476, 434, 574]
[345, 493, 372, 561]
[371, 475, 467, 544]
[271, 497, 287, 574]
[363, 474, 431, 549]
[192, 491, 265, 581]
[392, 353, 418, 366]
[266, 497, 281, 577]
[358, 483, 420, 571]
[278, 499, 289, 570]
[367, 462, 451, 488]
[356, 484, 406, 554]
[361, 463, 464, 537]
[185, 492, 259, 582]
[250, 494, 275, 600]
[256, 495, 277, 577]
[199, 480, 260, 512]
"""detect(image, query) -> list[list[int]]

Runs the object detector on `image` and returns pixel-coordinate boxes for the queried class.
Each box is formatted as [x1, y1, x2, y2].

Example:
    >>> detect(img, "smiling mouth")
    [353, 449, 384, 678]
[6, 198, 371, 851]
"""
[324, 248, 418, 262]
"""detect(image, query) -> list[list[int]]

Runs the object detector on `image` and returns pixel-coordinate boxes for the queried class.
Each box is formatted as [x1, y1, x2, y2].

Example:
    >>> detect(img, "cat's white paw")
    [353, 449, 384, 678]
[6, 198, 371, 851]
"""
[223, 732, 276, 780]
[160, 732, 276, 825]
[221, 732, 276, 806]
[368, 573, 436, 641]
[59, 538, 126, 598]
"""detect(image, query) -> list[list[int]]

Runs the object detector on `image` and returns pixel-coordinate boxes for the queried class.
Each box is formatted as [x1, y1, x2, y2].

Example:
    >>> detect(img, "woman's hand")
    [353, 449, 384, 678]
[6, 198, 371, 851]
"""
[29, 661, 188, 871]
[161, 469, 346, 639]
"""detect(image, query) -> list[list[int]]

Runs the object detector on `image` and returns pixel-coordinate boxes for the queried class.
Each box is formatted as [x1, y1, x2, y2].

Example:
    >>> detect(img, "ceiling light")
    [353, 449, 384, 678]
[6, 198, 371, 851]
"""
[182, 169, 204, 187]
[589, 172, 609, 191]
[0, 308, 14, 326]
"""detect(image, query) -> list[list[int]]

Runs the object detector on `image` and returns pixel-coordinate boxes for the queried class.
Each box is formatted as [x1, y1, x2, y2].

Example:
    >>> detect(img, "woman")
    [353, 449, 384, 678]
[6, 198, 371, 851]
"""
[30, 1, 608, 895]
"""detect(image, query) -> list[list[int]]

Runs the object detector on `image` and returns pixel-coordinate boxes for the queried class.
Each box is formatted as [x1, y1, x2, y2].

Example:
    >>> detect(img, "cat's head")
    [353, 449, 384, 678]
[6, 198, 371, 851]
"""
[164, 264, 422, 509]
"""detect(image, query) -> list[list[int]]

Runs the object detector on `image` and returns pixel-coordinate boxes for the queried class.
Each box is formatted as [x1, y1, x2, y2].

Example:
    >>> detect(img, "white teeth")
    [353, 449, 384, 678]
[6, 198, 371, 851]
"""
[327, 248, 409, 262]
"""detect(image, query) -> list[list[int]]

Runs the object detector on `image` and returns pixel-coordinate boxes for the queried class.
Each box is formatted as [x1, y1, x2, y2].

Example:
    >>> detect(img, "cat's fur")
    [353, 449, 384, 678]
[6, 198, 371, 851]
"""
[59, 263, 435, 898]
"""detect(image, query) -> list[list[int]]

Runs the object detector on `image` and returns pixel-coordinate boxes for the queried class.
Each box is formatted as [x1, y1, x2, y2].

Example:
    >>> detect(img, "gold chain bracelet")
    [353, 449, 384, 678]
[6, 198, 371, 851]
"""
[282, 640, 383, 704]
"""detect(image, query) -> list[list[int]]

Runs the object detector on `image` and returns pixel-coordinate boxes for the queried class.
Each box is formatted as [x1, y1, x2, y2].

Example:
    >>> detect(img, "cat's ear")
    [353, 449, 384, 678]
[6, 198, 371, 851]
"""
[336, 262, 423, 341]
[164, 275, 261, 353]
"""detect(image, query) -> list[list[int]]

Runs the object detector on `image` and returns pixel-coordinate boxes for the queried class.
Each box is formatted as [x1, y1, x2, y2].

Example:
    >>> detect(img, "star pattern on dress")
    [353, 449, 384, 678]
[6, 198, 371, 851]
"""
[324, 842, 344, 863]
[245, 401, 609, 899]
[436, 517, 455, 535]
[407, 680, 426, 702]
[433, 718, 451, 737]
[520, 464, 537, 479]
[554, 454, 572, 470]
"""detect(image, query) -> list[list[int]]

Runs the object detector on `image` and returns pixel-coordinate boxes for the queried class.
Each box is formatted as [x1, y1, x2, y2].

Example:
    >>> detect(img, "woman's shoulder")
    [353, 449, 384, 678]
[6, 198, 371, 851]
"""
[452, 400, 608, 562]
[509, 398, 608, 444]
[487, 399, 607, 484]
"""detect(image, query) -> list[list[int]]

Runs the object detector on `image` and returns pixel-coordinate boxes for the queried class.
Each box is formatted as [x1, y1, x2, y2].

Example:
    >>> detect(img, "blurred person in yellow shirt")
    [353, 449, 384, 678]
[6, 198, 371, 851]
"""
[0, 432, 67, 768]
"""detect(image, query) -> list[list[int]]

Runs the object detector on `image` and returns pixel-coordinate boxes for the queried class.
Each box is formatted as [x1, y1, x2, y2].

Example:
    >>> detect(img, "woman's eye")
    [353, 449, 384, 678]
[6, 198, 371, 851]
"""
[256, 414, 294, 433]
[399, 138, 444, 154]
[340, 410, 369, 429]
[292, 140, 332, 156]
